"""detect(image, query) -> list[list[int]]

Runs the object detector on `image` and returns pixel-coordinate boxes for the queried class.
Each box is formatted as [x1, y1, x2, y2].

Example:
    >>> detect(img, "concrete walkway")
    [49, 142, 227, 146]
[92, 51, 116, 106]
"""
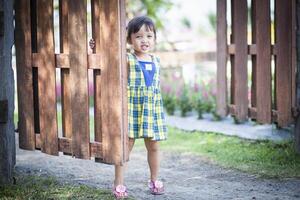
[166, 113, 294, 141]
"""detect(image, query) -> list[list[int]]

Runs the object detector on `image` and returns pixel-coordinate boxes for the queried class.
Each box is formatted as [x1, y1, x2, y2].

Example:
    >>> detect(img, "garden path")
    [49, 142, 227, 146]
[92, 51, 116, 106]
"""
[166, 113, 293, 141]
[15, 133, 300, 200]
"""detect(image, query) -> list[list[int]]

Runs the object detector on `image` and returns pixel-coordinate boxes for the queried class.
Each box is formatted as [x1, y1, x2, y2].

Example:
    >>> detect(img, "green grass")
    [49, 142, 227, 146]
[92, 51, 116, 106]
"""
[0, 173, 124, 200]
[136, 127, 300, 178]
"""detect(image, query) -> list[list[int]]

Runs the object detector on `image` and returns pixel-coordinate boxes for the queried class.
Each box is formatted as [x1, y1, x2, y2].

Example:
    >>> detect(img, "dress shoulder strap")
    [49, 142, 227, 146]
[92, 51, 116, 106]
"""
[154, 55, 160, 63]
[127, 52, 137, 68]
[152, 55, 160, 70]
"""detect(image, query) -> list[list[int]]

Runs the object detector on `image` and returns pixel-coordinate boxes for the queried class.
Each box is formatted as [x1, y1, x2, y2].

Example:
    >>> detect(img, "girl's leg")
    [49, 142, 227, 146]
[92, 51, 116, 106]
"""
[114, 138, 135, 186]
[144, 138, 160, 181]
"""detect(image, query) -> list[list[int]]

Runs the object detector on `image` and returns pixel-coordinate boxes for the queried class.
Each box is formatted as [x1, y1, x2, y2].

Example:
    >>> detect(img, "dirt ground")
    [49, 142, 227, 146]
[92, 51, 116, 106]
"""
[15, 133, 300, 200]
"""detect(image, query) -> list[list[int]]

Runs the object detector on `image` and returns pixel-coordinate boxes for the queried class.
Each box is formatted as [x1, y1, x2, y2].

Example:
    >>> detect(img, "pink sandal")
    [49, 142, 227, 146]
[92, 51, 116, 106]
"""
[112, 185, 128, 199]
[148, 180, 165, 195]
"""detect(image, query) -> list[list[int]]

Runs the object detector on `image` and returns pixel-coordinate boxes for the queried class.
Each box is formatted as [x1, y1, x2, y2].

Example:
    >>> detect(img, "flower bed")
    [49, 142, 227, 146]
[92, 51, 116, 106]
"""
[161, 69, 220, 120]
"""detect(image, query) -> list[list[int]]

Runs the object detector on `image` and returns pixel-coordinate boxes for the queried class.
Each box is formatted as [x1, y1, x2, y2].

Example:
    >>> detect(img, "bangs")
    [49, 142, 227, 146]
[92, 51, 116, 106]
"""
[132, 21, 155, 34]
[143, 24, 155, 33]
[127, 16, 157, 42]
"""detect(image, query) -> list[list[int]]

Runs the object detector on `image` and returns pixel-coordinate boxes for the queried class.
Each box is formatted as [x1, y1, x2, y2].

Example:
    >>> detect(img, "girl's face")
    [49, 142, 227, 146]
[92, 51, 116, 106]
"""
[129, 24, 155, 56]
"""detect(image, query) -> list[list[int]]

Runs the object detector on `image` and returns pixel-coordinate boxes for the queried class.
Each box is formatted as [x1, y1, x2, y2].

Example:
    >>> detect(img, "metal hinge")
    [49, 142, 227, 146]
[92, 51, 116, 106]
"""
[0, 99, 8, 123]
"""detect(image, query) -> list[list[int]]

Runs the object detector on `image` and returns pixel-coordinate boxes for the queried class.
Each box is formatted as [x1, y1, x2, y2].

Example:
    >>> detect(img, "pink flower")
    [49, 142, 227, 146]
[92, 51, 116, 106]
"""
[211, 85, 217, 96]
[193, 82, 200, 92]
[202, 90, 209, 101]
[162, 84, 172, 94]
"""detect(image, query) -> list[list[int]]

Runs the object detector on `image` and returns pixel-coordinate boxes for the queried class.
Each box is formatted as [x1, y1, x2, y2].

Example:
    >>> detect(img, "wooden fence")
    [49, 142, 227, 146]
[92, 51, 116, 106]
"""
[217, 0, 296, 127]
[14, 0, 128, 165]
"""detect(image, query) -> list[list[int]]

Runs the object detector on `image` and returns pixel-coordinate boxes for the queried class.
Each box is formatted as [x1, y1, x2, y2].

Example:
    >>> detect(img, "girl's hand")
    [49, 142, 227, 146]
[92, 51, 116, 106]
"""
[89, 38, 95, 50]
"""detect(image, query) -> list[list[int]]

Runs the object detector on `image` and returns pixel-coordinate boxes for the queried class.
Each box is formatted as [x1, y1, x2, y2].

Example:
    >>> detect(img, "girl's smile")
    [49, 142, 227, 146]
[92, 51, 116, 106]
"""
[141, 44, 150, 51]
[130, 24, 155, 59]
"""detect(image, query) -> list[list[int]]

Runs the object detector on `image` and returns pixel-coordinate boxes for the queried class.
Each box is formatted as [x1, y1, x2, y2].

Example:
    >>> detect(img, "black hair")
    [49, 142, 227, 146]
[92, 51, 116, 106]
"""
[126, 16, 157, 43]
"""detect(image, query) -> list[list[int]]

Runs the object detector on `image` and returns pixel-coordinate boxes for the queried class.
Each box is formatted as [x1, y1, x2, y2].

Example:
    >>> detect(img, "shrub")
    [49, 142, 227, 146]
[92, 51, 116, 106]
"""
[191, 79, 220, 120]
[194, 97, 205, 119]
[177, 85, 193, 117]
[161, 71, 184, 115]
[162, 93, 177, 115]
[161, 80, 178, 115]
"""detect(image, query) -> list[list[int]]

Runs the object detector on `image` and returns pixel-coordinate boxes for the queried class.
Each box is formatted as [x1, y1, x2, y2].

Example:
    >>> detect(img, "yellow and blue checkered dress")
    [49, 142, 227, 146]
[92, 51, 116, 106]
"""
[127, 53, 167, 141]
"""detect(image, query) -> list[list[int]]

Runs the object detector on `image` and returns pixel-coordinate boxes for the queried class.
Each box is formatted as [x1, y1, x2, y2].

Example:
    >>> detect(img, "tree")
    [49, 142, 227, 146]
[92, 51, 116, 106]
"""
[126, 0, 173, 29]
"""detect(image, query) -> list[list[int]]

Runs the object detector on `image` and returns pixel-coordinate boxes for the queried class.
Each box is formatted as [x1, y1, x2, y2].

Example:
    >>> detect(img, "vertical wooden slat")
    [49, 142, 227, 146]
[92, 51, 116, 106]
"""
[69, 0, 90, 159]
[91, 0, 102, 148]
[119, 0, 129, 163]
[36, 0, 58, 155]
[99, 0, 127, 165]
[216, 0, 228, 117]
[275, 0, 293, 127]
[292, 0, 297, 109]
[15, 0, 35, 150]
[295, 0, 300, 153]
[0, 10, 3, 37]
[59, 0, 72, 140]
[231, 0, 248, 122]
[252, 0, 272, 123]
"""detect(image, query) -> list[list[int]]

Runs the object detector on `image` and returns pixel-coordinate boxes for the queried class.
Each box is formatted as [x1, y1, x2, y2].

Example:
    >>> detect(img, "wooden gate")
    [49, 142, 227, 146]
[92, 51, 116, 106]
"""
[14, 0, 128, 165]
[217, 0, 296, 127]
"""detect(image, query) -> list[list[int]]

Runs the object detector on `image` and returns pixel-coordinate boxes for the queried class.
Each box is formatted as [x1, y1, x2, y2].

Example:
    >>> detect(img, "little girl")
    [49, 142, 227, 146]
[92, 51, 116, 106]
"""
[91, 16, 167, 199]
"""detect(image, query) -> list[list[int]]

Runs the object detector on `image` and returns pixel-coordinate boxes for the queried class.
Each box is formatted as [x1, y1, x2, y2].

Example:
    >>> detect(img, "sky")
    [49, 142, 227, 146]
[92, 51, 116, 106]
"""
[167, 0, 216, 30]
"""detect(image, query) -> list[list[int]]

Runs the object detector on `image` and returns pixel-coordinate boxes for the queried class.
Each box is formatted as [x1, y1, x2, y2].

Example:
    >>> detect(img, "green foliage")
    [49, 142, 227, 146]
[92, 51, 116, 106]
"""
[160, 69, 183, 116]
[192, 97, 214, 119]
[207, 11, 216, 31]
[181, 17, 192, 29]
[177, 85, 193, 117]
[161, 72, 219, 119]
[162, 93, 177, 115]
[190, 79, 219, 120]
[126, 0, 173, 29]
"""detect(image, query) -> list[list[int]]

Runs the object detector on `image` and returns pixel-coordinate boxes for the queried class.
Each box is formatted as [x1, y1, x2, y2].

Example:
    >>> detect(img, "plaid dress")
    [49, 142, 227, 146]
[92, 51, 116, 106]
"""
[127, 53, 167, 141]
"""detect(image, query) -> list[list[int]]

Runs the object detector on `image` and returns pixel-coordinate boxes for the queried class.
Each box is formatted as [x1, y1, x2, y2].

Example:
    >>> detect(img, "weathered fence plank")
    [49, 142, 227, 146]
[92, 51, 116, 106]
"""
[251, 0, 272, 123]
[295, 0, 300, 154]
[120, 0, 128, 163]
[231, 0, 248, 122]
[15, 0, 35, 150]
[15, 0, 130, 163]
[99, 0, 127, 165]
[91, 0, 102, 147]
[292, 0, 297, 113]
[36, 0, 58, 155]
[216, 0, 228, 117]
[68, 0, 90, 159]
[275, 0, 293, 127]
[59, 0, 72, 142]
[0, 0, 15, 185]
